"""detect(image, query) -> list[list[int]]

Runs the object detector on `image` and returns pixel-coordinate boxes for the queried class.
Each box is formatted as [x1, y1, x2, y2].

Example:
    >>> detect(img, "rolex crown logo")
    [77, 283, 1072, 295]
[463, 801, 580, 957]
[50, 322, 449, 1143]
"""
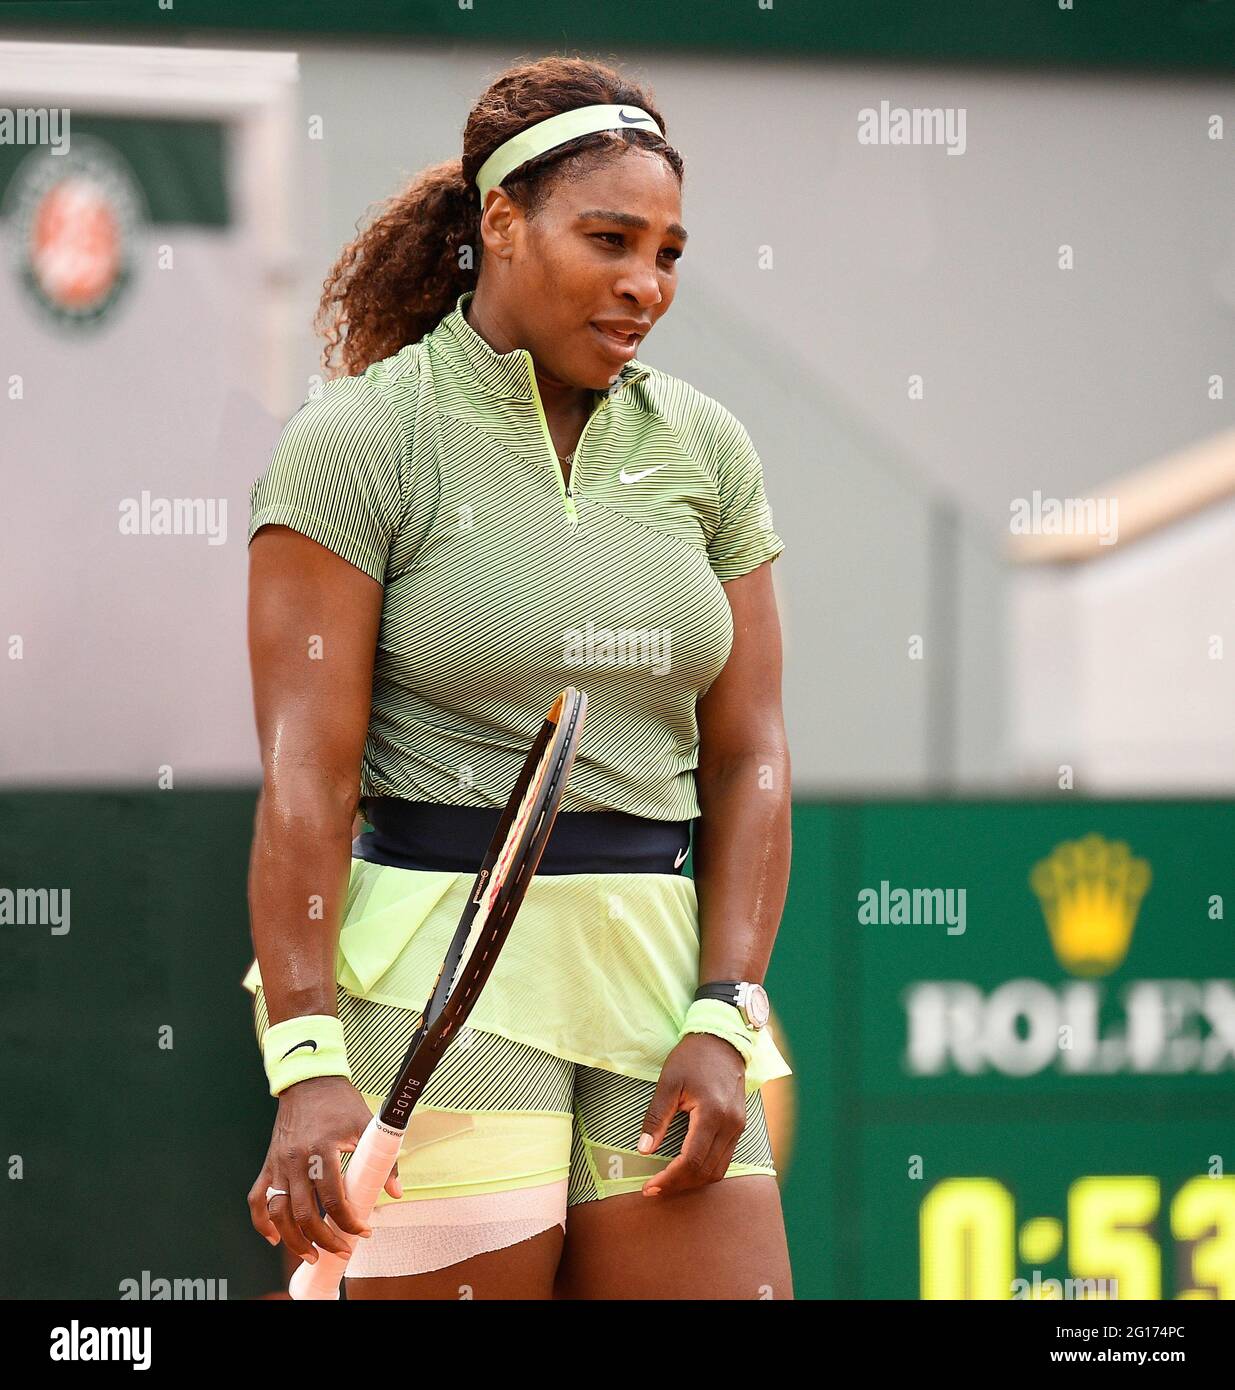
[1029, 833, 1151, 977]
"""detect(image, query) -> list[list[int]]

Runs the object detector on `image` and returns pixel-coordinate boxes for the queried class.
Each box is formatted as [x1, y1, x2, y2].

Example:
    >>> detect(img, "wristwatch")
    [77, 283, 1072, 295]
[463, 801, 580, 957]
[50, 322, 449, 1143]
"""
[693, 980, 771, 1030]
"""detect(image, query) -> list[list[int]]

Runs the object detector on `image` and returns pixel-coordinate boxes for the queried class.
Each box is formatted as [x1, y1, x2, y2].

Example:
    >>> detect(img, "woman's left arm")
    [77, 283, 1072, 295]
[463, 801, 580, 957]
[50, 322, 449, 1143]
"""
[638, 560, 790, 1196]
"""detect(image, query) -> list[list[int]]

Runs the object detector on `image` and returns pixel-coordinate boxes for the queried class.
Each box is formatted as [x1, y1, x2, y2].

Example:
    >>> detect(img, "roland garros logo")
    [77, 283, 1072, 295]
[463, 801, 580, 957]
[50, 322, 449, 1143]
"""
[4, 134, 145, 327]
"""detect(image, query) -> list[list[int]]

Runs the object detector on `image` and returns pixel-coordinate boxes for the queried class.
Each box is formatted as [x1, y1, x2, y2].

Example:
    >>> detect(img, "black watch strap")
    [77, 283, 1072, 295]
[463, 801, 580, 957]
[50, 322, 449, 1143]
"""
[694, 981, 741, 1006]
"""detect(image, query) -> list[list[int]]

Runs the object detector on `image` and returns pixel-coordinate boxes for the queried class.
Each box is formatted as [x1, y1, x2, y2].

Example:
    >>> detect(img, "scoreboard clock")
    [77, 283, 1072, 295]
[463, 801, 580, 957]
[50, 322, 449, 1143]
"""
[919, 1168, 1235, 1300]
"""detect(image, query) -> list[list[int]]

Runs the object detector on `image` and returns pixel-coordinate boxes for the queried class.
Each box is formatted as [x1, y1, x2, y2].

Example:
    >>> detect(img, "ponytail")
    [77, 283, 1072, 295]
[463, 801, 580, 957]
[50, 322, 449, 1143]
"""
[315, 158, 480, 378]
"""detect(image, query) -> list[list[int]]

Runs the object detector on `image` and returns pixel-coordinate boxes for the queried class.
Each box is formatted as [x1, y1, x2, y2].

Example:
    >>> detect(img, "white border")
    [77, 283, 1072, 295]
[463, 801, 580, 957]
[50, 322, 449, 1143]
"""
[0, 41, 300, 413]
[0, 41, 297, 115]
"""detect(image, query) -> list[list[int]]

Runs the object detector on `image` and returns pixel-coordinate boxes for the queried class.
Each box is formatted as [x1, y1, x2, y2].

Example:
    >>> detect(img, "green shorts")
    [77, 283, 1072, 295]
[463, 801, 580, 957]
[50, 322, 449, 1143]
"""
[252, 983, 777, 1207]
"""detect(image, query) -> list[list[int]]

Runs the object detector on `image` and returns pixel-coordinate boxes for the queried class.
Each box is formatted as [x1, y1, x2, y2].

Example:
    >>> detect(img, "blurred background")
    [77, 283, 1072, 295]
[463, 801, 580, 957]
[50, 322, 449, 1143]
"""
[2, 2, 1233, 1300]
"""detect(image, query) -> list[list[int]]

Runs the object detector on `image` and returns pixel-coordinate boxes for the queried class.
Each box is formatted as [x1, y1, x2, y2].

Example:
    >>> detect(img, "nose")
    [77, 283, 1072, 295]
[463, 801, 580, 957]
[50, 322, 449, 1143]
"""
[612, 260, 664, 312]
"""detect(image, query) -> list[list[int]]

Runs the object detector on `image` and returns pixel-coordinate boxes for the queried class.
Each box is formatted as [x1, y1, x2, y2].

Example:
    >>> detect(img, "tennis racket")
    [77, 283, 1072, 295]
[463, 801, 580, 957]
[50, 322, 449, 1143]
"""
[288, 686, 587, 1300]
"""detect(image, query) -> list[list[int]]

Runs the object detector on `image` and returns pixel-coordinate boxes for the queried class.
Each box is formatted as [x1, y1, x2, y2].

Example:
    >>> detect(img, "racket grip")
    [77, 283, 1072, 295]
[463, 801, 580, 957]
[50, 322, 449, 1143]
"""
[287, 1117, 404, 1301]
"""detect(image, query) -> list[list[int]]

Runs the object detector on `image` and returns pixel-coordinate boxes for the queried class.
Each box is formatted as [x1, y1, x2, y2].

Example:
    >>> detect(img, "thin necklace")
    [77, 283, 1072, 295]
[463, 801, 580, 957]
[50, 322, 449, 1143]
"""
[558, 391, 601, 465]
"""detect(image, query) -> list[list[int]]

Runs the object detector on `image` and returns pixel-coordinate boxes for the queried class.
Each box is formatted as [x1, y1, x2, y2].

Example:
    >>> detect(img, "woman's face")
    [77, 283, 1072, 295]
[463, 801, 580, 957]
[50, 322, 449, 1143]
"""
[488, 148, 687, 392]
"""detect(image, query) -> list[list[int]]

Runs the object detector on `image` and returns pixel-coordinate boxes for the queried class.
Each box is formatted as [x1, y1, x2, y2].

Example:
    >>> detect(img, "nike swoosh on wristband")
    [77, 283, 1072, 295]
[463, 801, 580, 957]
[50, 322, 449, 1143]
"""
[619, 463, 669, 484]
[674, 846, 689, 868]
[280, 1040, 318, 1060]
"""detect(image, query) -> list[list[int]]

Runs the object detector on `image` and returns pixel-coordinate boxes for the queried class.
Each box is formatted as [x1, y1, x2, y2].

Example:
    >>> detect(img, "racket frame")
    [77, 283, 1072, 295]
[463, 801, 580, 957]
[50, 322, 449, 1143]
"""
[378, 686, 586, 1128]
[286, 687, 586, 1300]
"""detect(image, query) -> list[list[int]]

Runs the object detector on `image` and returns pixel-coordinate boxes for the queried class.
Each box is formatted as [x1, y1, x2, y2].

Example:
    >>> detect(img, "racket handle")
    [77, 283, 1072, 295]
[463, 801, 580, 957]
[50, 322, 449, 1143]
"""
[287, 1117, 404, 1301]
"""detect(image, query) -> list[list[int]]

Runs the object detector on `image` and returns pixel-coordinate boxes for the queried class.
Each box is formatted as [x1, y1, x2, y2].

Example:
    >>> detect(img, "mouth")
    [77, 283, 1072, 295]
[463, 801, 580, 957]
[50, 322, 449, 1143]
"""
[590, 323, 642, 360]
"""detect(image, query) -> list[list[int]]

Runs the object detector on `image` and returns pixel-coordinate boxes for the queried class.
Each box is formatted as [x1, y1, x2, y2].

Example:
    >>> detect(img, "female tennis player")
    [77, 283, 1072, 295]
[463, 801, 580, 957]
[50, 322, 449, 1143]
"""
[243, 55, 793, 1300]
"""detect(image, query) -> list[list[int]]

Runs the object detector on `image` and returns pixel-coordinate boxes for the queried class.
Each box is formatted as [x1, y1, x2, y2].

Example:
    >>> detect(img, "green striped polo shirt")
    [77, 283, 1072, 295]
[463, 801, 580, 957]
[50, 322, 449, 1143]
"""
[248, 289, 784, 821]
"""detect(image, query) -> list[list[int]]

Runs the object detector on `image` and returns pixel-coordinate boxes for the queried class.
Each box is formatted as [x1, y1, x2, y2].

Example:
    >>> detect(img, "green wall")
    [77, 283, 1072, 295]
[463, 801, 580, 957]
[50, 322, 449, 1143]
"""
[2, 793, 1231, 1298]
[0, 791, 279, 1300]
[3, 0, 1235, 70]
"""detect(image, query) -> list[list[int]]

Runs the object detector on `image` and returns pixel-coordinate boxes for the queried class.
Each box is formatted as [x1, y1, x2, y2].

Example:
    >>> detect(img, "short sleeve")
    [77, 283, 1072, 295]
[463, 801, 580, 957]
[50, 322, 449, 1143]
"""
[248, 377, 409, 584]
[705, 408, 785, 583]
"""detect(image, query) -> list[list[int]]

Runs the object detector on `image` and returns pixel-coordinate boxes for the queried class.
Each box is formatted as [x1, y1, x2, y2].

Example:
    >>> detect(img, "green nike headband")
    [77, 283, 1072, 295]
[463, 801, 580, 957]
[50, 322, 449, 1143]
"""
[475, 104, 665, 209]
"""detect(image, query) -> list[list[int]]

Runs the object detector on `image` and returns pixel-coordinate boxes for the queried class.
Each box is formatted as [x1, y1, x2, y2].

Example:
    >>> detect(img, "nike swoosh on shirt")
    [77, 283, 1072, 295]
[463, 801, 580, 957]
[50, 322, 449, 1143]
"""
[280, 1040, 318, 1060]
[619, 463, 669, 484]
[673, 846, 689, 868]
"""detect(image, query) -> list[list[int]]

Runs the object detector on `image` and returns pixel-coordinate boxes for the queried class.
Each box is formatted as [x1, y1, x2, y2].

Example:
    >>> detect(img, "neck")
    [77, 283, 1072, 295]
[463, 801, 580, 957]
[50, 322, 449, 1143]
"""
[464, 288, 593, 419]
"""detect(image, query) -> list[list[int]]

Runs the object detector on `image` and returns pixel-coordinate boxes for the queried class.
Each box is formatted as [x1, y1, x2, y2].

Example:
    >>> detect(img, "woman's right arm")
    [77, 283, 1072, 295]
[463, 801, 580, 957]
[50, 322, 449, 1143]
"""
[244, 522, 401, 1262]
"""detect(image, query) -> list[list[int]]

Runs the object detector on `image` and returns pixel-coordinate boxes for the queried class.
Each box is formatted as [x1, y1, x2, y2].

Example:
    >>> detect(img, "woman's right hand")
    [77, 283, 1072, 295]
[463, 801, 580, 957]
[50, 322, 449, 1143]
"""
[247, 1075, 403, 1262]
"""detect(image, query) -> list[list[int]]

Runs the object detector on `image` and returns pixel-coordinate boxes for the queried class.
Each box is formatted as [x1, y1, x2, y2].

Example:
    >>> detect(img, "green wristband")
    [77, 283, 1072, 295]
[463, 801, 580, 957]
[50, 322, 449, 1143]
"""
[677, 997, 756, 1066]
[262, 1014, 351, 1097]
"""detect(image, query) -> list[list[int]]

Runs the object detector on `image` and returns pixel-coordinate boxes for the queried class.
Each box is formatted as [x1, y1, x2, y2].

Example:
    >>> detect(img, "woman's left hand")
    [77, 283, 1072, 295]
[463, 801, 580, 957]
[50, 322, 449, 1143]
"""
[637, 1033, 748, 1197]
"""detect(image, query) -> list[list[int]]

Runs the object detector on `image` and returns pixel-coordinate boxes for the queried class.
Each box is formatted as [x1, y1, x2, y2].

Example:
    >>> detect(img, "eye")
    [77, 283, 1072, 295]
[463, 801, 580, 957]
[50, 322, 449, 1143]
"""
[591, 232, 681, 260]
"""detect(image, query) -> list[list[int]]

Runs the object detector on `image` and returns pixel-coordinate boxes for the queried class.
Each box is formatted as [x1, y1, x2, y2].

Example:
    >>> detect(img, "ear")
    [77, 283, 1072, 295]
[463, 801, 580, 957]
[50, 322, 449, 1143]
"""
[480, 189, 520, 261]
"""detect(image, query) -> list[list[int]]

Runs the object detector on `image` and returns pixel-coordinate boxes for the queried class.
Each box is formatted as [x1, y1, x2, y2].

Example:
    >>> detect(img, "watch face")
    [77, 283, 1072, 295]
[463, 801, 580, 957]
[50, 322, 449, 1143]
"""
[746, 984, 771, 1029]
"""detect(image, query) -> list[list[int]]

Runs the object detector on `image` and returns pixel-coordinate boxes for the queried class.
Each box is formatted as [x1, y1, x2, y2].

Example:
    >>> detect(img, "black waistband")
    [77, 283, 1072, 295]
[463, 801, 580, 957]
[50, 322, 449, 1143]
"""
[353, 797, 693, 875]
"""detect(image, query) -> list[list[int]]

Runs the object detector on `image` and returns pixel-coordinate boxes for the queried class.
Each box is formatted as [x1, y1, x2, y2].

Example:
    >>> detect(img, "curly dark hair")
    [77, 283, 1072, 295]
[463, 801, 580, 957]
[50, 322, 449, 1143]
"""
[313, 55, 684, 378]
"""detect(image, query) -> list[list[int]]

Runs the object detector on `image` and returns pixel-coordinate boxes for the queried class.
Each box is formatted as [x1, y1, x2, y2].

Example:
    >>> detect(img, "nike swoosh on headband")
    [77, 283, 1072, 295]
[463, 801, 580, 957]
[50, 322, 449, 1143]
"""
[619, 109, 655, 124]
[280, 1039, 318, 1060]
[619, 463, 669, 484]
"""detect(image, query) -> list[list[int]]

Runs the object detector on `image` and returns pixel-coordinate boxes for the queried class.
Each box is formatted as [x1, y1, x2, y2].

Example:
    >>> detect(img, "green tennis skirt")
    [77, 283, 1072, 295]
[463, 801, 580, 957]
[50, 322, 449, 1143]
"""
[243, 858, 791, 1205]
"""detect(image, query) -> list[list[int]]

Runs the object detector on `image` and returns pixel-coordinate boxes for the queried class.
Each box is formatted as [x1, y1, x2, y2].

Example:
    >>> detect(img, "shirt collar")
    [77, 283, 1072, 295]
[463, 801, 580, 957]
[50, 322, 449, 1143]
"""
[432, 289, 650, 399]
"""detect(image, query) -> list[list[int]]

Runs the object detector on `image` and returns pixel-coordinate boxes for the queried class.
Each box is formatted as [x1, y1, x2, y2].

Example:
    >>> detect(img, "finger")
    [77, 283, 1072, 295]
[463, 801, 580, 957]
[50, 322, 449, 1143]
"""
[700, 1125, 743, 1188]
[267, 1183, 315, 1264]
[644, 1107, 717, 1198]
[638, 1073, 684, 1155]
[281, 1166, 332, 1263]
[385, 1162, 404, 1200]
[295, 1171, 359, 1260]
[336, 1137, 400, 1197]
[247, 1174, 282, 1246]
[693, 1104, 747, 1186]
[314, 1146, 373, 1239]
[339, 1118, 401, 1198]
